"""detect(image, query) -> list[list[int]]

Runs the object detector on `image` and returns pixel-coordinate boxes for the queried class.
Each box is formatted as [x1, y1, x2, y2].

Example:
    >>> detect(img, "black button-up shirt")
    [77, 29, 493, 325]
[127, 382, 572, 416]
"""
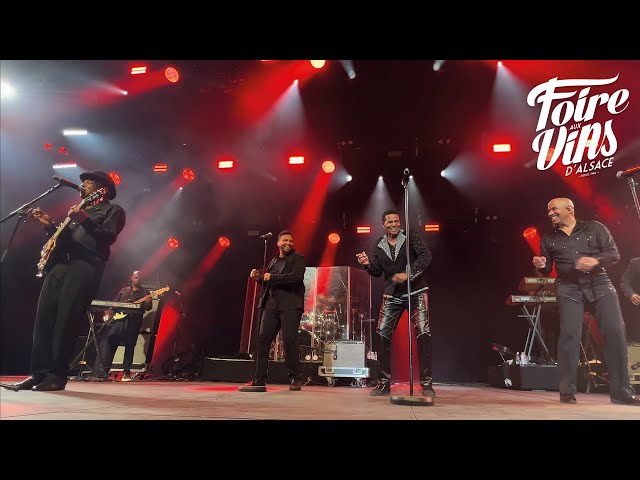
[537, 219, 620, 303]
[46, 201, 126, 262]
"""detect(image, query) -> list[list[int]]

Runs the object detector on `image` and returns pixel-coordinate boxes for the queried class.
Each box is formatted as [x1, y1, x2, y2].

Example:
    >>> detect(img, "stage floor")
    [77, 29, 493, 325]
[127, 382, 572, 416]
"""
[1, 376, 639, 420]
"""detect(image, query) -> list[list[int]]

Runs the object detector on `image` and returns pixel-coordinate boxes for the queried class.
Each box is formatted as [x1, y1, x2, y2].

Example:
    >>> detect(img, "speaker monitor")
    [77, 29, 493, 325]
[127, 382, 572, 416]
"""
[111, 332, 155, 369]
[628, 343, 640, 384]
[323, 341, 365, 368]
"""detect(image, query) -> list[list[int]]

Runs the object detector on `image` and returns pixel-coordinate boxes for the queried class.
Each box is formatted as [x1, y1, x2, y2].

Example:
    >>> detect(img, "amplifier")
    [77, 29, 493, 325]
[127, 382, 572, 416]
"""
[323, 341, 365, 369]
[628, 343, 640, 384]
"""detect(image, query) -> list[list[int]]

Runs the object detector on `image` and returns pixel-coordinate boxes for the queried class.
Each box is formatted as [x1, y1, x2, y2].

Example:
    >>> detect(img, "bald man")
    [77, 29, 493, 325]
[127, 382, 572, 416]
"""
[532, 198, 639, 405]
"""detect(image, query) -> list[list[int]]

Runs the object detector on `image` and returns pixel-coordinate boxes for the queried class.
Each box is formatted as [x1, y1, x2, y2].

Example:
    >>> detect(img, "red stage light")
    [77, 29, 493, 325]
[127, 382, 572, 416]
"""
[328, 233, 341, 244]
[218, 236, 231, 248]
[164, 67, 180, 83]
[493, 143, 512, 153]
[58, 147, 67, 154]
[321, 160, 336, 174]
[523, 227, 538, 239]
[167, 237, 180, 248]
[43, 143, 52, 150]
[108, 172, 121, 185]
[182, 168, 196, 181]
[356, 226, 371, 234]
[310, 60, 326, 69]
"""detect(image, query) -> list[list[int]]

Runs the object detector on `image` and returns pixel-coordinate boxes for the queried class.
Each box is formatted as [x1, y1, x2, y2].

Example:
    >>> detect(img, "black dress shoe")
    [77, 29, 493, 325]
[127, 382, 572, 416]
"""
[611, 395, 640, 406]
[238, 379, 267, 392]
[3, 376, 45, 391]
[560, 393, 577, 404]
[289, 378, 303, 391]
[32, 380, 66, 391]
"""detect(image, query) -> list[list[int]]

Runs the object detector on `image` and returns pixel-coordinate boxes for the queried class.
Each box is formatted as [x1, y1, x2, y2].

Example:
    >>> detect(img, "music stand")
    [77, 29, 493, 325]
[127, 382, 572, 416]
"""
[68, 308, 112, 380]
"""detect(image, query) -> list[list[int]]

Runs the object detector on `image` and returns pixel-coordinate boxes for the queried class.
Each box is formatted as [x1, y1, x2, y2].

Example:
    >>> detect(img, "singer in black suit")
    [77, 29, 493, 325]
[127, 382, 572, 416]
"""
[5, 171, 125, 392]
[239, 230, 306, 392]
[532, 197, 639, 405]
[356, 209, 434, 398]
[620, 257, 640, 307]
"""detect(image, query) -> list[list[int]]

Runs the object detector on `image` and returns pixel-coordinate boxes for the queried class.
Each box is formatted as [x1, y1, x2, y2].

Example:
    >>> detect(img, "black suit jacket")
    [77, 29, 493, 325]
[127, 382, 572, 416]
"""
[259, 251, 306, 310]
[620, 257, 640, 300]
[364, 230, 432, 296]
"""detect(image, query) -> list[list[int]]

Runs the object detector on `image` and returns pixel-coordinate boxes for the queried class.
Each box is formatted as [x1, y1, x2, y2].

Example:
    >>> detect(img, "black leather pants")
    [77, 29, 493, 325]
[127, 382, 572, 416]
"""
[375, 291, 432, 387]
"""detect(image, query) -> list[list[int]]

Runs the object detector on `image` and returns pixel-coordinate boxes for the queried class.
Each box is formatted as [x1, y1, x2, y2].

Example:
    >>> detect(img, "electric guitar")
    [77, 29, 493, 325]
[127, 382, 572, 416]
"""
[36, 188, 107, 278]
[110, 286, 170, 321]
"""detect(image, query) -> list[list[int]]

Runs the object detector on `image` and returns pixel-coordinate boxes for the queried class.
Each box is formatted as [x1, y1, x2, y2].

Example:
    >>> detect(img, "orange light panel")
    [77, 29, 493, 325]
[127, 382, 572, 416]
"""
[130, 66, 147, 75]
[108, 172, 121, 185]
[218, 160, 234, 169]
[321, 160, 336, 174]
[356, 226, 371, 234]
[424, 224, 440, 232]
[164, 67, 180, 83]
[182, 168, 196, 181]
[523, 227, 538, 239]
[218, 236, 231, 248]
[289, 156, 305, 165]
[167, 237, 180, 248]
[154, 164, 168, 173]
[493, 143, 512, 153]
[328, 233, 341, 244]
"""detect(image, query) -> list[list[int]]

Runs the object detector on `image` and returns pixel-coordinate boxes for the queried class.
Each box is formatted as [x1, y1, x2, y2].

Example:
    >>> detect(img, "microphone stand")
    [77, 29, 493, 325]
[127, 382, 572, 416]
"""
[0, 183, 65, 264]
[624, 176, 640, 223]
[390, 169, 433, 406]
[251, 236, 270, 358]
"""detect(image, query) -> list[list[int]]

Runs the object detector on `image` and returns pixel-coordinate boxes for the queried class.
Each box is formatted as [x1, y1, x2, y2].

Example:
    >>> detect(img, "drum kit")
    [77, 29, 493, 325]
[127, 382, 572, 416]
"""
[271, 293, 375, 362]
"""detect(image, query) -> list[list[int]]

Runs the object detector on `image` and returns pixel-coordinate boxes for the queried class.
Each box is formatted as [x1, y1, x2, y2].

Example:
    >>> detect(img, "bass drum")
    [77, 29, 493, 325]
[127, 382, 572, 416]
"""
[298, 329, 323, 362]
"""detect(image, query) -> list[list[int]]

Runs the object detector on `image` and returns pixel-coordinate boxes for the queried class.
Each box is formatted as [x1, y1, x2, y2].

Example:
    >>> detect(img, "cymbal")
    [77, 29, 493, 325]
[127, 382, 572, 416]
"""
[317, 294, 343, 303]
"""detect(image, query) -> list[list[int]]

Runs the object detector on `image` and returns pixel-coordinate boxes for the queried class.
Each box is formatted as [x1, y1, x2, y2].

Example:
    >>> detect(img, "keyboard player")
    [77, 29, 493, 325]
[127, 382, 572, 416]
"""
[91, 270, 152, 381]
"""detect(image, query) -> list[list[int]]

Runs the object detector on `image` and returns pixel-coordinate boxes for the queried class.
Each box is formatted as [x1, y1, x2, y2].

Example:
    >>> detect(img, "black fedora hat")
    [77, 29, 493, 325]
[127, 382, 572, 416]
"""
[79, 170, 117, 200]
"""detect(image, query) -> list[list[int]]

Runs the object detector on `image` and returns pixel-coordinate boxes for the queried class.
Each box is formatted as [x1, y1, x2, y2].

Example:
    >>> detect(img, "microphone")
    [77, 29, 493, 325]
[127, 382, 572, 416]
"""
[53, 175, 81, 192]
[402, 168, 410, 185]
[616, 166, 640, 179]
[259, 232, 273, 239]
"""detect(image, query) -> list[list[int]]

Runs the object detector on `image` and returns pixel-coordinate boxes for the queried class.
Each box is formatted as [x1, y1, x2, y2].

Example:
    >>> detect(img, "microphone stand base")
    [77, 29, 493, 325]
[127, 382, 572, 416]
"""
[390, 394, 434, 406]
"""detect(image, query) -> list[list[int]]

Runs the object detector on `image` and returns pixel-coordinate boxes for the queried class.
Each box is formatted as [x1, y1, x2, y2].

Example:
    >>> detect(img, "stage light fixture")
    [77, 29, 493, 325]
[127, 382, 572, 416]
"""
[328, 233, 341, 244]
[182, 168, 196, 181]
[322, 160, 335, 174]
[164, 67, 180, 83]
[108, 172, 121, 185]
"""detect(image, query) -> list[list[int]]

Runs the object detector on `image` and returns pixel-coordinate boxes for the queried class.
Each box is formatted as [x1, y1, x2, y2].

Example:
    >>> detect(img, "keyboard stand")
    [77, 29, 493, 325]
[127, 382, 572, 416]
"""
[517, 303, 553, 364]
[68, 310, 112, 380]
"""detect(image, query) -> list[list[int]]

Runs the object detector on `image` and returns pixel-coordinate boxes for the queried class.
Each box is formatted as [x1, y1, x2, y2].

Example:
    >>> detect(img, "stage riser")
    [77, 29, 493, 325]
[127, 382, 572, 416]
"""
[199, 358, 324, 384]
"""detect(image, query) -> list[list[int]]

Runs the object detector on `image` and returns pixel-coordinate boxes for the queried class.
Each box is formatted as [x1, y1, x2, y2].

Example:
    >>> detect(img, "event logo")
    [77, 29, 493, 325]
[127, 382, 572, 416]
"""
[527, 75, 630, 177]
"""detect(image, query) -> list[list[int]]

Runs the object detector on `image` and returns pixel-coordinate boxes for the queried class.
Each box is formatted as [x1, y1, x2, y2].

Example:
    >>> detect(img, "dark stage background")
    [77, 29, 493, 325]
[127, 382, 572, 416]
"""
[1, 60, 639, 382]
